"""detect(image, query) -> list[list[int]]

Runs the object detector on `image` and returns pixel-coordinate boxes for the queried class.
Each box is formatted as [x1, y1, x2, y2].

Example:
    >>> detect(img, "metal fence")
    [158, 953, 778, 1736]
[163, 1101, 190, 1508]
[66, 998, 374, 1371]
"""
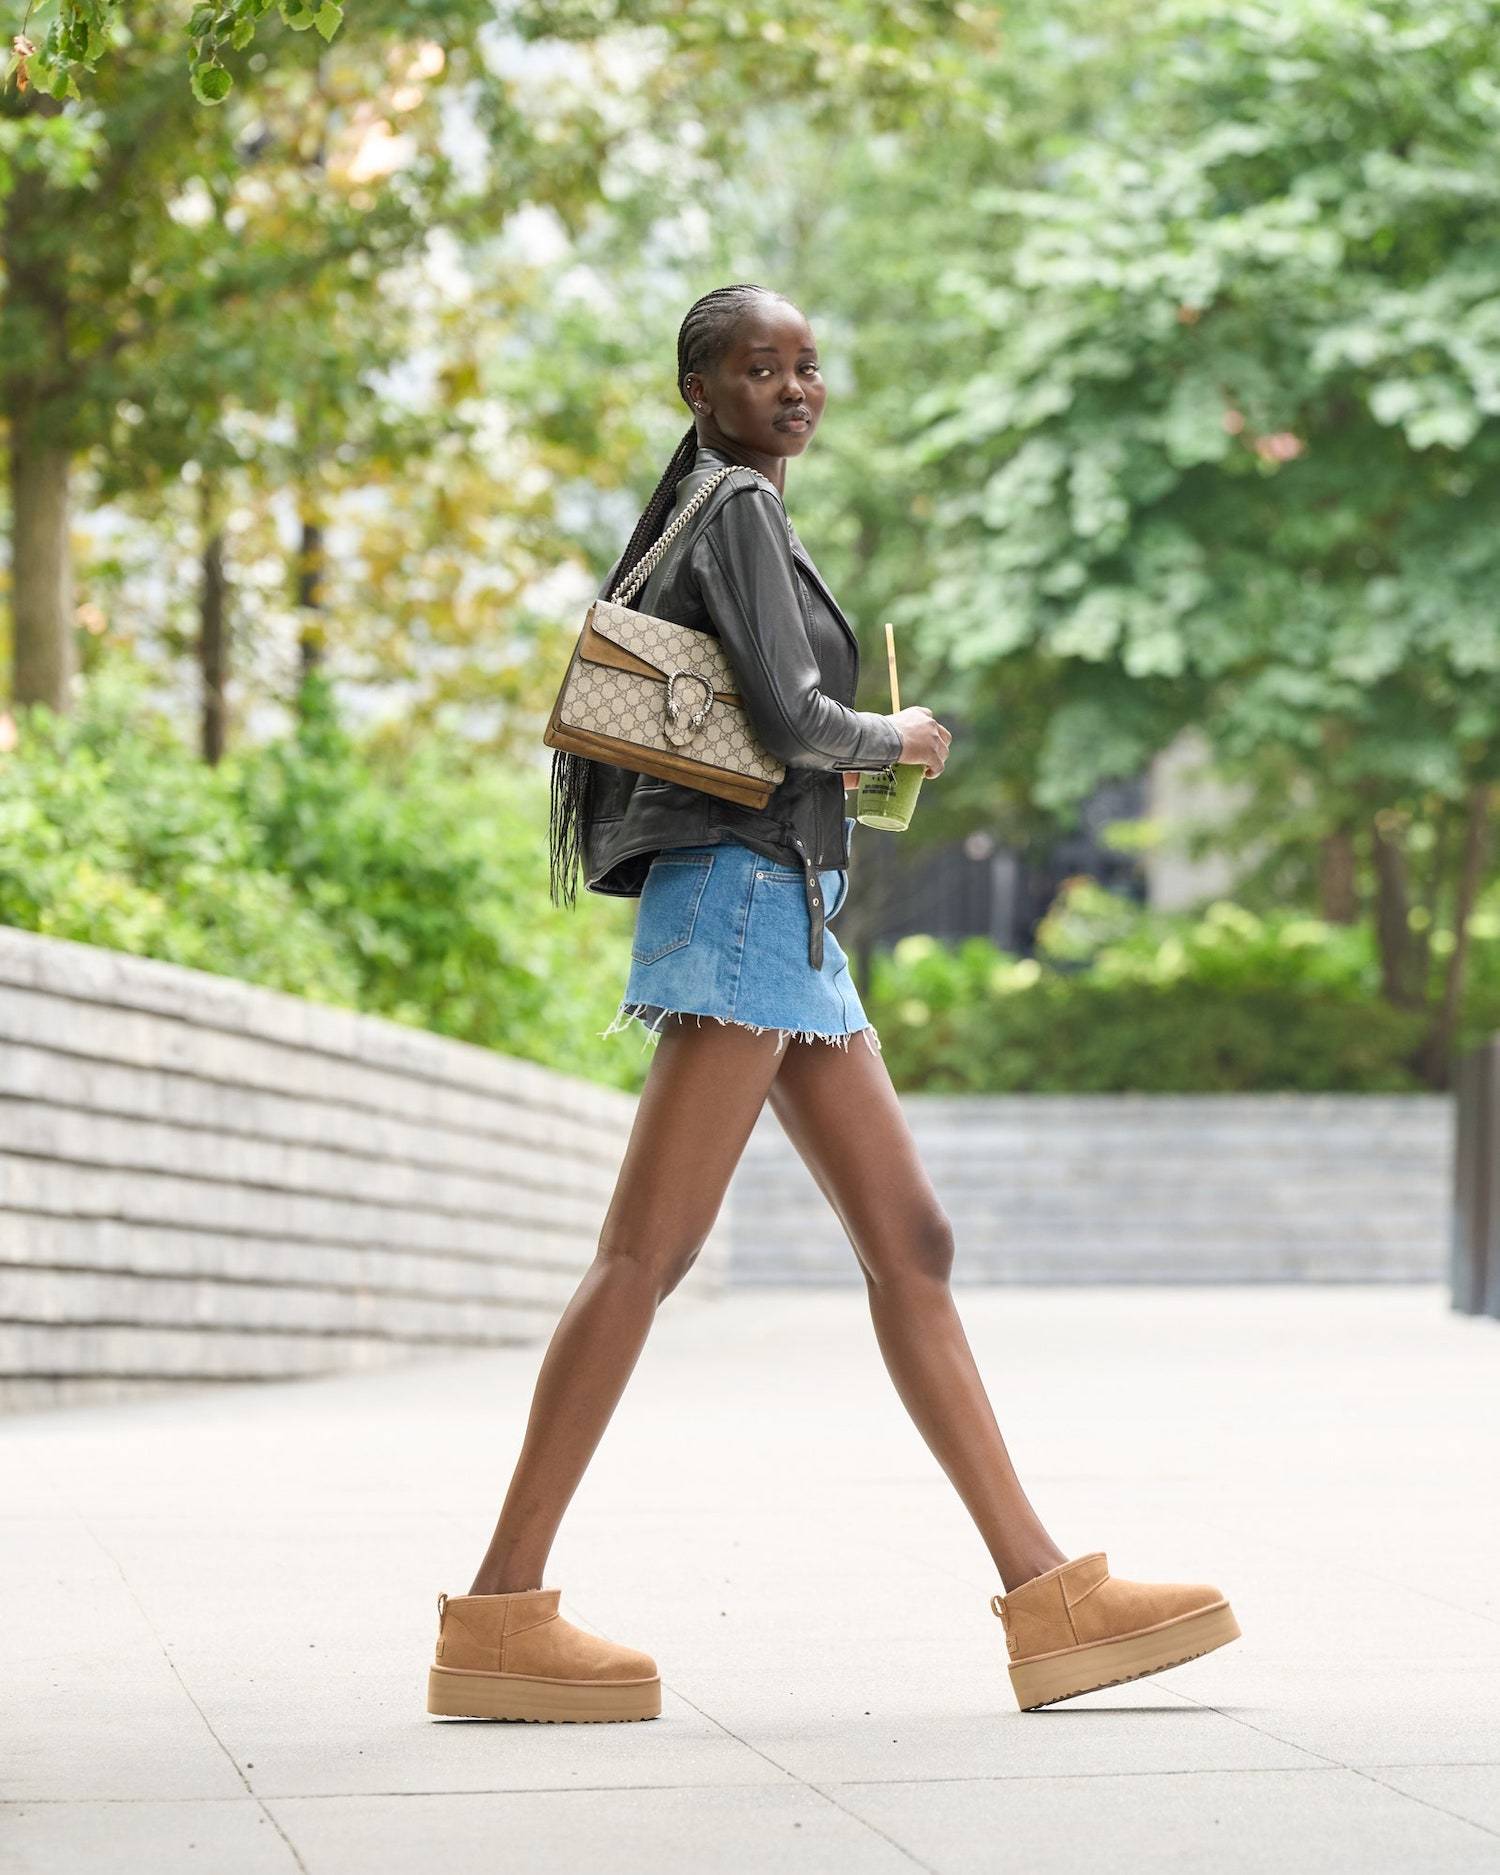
[841, 775, 1147, 987]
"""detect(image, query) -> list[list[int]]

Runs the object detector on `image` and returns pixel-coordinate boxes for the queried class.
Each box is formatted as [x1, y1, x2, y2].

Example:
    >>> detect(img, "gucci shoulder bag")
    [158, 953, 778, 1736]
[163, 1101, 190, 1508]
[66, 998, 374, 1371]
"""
[542, 464, 787, 809]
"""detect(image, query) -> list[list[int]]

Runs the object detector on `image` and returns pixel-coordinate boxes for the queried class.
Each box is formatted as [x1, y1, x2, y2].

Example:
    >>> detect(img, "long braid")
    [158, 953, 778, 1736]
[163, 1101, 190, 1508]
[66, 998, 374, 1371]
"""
[547, 283, 793, 910]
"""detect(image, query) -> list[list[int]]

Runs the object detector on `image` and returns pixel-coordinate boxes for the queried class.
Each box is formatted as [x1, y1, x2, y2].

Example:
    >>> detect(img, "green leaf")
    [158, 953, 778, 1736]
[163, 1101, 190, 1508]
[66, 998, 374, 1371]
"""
[189, 61, 232, 102]
[1406, 404, 1481, 450]
[1160, 373, 1233, 468]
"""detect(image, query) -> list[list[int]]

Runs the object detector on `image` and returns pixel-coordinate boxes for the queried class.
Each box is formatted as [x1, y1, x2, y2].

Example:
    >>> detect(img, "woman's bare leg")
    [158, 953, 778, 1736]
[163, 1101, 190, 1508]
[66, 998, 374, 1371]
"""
[767, 1034, 1069, 1593]
[467, 1017, 789, 1595]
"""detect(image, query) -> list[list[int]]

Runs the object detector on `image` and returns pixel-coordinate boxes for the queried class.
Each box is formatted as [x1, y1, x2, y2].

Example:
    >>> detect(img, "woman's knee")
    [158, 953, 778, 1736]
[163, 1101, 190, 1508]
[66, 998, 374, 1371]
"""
[595, 1234, 703, 1300]
[859, 1208, 956, 1287]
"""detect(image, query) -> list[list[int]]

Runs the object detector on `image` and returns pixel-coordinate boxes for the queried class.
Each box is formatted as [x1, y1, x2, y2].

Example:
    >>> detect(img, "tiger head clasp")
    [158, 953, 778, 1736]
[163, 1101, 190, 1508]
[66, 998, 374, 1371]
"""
[663, 668, 715, 746]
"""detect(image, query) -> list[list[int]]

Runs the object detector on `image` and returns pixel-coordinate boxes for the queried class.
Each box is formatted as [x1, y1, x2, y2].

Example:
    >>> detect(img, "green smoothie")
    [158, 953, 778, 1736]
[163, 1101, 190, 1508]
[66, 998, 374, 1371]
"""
[855, 760, 924, 832]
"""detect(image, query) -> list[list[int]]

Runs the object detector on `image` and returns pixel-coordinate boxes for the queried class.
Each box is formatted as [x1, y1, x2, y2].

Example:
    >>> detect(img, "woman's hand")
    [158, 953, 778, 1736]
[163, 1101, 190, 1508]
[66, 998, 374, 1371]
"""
[842, 771, 860, 791]
[890, 705, 953, 779]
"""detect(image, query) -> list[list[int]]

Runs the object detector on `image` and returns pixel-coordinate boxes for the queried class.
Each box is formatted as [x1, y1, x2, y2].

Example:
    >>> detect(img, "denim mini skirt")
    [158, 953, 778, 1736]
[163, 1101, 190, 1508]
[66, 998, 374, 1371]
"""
[600, 817, 881, 1056]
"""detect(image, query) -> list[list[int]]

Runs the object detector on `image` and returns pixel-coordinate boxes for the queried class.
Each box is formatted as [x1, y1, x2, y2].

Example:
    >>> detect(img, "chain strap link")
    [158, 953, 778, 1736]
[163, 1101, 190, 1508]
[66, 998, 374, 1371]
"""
[610, 463, 780, 607]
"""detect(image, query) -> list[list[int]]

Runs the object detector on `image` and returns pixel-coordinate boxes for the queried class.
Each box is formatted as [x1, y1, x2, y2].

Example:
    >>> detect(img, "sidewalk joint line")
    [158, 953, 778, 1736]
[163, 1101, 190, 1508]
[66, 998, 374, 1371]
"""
[82, 1518, 310, 1875]
[651, 1679, 939, 1874]
[1346, 1766, 1500, 1843]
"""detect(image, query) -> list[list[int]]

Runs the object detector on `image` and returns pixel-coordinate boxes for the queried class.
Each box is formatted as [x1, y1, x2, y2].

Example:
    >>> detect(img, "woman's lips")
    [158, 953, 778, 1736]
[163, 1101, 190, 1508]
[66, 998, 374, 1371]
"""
[778, 413, 812, 429]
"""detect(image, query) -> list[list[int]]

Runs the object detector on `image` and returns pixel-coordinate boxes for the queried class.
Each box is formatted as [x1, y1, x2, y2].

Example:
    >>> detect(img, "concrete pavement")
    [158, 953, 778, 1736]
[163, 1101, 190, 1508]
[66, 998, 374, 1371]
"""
[4, 1284, 1499, 1873]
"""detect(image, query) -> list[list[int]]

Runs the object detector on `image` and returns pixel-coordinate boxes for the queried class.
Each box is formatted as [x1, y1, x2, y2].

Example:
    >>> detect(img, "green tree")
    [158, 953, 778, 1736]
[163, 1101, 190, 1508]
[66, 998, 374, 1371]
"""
[2, 6, 493, 712]
[863, 0, 1500, 1083]
[4, 0, 994, 725]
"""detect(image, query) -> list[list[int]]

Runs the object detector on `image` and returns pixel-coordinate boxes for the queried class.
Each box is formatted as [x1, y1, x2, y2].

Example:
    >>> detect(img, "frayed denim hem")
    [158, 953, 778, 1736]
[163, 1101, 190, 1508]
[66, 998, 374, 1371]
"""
[600, 1001, 883, 1058]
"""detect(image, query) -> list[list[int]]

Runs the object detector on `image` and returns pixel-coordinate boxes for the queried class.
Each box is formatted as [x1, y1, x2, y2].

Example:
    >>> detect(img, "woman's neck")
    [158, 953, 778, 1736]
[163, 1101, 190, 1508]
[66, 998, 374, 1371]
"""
[694, 435, 787, 497]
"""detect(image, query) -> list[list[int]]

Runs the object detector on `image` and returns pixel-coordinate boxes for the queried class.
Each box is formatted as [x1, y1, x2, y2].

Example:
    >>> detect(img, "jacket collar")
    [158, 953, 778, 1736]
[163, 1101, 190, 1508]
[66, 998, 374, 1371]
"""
[690, 443, 860, 660]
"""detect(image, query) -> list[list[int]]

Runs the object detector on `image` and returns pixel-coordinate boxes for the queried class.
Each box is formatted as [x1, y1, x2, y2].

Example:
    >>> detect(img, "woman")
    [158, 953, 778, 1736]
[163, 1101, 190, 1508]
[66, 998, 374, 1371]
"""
[426, 284, 1240, 1722]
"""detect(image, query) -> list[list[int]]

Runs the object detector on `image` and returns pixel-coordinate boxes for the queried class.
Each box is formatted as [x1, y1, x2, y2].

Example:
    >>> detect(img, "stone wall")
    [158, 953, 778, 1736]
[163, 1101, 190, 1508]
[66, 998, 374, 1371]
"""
[1, 927, 1456, 1411]
[0, 928, 725, 1410]
[727, 1092, 1451, 1284]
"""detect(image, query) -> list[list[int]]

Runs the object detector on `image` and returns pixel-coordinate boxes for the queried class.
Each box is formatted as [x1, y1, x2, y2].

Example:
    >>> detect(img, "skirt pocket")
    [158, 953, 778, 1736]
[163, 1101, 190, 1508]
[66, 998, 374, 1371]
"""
[631, 851, 715, 965]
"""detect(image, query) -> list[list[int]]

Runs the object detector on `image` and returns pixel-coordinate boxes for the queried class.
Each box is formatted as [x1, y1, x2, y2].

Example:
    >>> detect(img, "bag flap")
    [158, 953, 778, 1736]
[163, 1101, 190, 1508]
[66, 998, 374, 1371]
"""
[583, 599, 739, 701]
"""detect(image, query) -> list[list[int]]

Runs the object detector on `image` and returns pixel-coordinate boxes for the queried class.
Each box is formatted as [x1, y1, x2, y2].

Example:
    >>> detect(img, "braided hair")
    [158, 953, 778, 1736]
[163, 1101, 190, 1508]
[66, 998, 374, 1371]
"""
[546, 283, 796, 910]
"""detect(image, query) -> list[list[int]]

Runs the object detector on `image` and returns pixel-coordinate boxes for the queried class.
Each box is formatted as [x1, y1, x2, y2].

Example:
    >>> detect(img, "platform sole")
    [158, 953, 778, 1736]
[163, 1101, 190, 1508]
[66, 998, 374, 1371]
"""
[427, 1664, 661, 1722]
[1009, 1600, 1241, 1712]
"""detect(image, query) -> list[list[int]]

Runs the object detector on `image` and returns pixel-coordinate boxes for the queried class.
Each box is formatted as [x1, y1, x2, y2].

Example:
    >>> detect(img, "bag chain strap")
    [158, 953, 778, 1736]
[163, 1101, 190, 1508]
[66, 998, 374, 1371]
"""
[610, 463, 780, 608]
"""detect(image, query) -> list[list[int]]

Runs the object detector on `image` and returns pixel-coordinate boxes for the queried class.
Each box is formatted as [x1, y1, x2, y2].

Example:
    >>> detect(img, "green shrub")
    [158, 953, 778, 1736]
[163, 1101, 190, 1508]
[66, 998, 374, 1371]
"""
[231, 674, 639, 1081]
[0, 662, 645, 1090]
[866, 876, 1500, 1093]
[869, 952, 1430, 1092]
[4, 663, 1495, 1096]
[0, 673, 357, 1000]
[1035, 878, 1382, 996]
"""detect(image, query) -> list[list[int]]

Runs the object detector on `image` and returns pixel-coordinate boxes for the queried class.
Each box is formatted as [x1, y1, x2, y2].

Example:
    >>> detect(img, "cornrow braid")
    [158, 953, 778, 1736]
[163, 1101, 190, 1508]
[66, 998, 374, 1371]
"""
[547, 283, 794, 911]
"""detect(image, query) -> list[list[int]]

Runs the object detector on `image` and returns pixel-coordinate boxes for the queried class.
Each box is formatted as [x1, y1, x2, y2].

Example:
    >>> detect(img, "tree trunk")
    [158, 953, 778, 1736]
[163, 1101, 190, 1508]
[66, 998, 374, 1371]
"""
[1370, 811, 1423, 1010]
[199, 475, 229, 764]
[1318, 824, 1357, 923]
[2, 89, 76, 712]
[295, 512, 326, 701]
[1418, 783, 1494, 1088]
[7, 426, 76, 711]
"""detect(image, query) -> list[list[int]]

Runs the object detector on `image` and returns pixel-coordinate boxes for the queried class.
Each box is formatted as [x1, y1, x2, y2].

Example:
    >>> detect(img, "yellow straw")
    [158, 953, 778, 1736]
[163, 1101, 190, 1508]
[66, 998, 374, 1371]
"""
[884, 621, 900, 714]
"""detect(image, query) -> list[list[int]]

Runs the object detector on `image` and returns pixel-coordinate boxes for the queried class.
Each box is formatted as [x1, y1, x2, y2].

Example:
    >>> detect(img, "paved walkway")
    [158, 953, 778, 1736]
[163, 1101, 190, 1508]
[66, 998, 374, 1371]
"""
[4, 1285, 1499, 1874]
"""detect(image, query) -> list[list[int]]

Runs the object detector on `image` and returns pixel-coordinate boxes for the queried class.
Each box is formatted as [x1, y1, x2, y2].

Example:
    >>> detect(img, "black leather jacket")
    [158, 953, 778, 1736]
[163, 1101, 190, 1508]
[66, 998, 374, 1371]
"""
[581, 442, 904, 970]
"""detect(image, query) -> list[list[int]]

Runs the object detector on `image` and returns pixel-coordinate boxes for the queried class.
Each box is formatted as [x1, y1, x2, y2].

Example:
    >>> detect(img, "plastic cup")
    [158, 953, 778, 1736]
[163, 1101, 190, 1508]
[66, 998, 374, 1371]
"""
[855, 760, 925, 831]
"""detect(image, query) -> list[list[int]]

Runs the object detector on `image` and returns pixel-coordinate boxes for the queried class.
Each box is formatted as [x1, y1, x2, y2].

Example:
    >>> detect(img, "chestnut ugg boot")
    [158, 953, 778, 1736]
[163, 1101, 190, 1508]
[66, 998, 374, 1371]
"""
[426, 1589, 661, 1723]
[992, 1552, 1240, 1711]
